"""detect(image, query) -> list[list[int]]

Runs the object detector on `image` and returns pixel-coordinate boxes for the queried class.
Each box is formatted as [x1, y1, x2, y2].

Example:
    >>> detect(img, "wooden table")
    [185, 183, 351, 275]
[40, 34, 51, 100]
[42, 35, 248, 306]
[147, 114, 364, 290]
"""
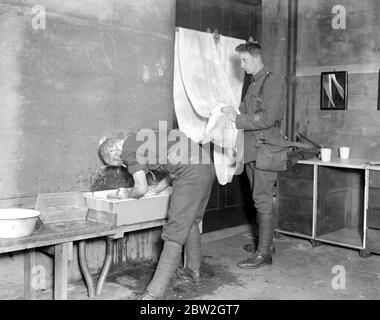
[0, 218, 167, 300]
[0, 219, 115, 300]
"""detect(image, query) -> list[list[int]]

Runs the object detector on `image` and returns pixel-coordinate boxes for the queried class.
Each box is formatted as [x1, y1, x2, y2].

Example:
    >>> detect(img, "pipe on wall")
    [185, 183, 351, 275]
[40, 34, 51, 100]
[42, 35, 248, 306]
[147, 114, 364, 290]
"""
[286, 0, 298, 140]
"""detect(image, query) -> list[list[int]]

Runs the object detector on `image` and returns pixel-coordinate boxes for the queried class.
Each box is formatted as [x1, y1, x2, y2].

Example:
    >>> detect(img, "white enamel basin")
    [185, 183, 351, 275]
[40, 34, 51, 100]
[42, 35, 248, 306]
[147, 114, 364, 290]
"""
[0, 209, 41, 238]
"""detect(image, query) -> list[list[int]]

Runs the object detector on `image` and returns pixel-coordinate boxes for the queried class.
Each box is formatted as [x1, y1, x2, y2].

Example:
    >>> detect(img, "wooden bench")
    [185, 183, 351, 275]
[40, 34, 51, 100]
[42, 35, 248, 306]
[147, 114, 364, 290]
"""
[0, 219, 114, 300]
[0, 218, 168, 300]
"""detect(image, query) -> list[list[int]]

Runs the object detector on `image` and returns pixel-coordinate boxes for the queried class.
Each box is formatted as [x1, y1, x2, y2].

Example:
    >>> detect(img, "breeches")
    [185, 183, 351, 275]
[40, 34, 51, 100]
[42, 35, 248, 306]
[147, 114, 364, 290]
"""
[245, 161, 278, 217]
[162, 163, 216, 245]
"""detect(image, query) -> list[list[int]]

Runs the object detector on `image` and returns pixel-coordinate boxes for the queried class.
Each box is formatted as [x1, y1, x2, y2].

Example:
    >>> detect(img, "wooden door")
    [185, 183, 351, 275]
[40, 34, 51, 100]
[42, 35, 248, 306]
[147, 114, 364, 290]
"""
[175, 0, 262, 232]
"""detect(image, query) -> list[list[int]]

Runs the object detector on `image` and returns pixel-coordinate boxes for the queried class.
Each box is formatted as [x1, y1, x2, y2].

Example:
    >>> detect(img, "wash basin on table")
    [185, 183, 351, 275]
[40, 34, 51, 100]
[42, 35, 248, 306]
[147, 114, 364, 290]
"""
[0, 208, 41, 239]
[83, 187, 172, 226]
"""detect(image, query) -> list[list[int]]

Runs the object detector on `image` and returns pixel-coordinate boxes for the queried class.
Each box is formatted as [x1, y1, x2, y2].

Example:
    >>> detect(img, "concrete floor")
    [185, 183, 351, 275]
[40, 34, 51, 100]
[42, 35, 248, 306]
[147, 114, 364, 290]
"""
[38, 225, 380, 300]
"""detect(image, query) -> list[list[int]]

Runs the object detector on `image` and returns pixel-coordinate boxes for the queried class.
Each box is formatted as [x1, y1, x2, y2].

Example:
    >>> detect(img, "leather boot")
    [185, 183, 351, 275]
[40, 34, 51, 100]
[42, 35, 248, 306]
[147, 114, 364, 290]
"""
[243, 243, 275, 255]
[175, 266, 202, 283]
[237, 251, 272, 269]
[137, 291, 159, 300]
[256, 213, 274, 254]
[237, 213, 274, 269]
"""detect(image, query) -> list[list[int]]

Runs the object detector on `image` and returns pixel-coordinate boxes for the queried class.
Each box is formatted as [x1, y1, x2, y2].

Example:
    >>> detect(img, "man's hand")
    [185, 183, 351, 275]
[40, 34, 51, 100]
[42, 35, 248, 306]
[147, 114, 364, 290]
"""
[130, 170, 148, 199]
[221, 106, 237, 122]
[117, 187, 130, 199]
[106, 190, 120, 199]
[106, 187, 130, 200]
[146, 186, 158, 196]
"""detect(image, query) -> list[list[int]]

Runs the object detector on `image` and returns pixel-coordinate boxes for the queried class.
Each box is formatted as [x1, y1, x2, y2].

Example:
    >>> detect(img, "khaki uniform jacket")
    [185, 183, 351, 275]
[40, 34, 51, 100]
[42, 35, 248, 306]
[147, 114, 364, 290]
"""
[235, 67, 285, 163]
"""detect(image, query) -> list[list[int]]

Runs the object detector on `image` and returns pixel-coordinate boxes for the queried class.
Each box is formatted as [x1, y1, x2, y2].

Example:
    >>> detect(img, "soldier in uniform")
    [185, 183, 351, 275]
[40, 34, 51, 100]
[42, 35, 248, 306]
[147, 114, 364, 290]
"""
[98, 129, 215, 299]
[222, 41, 285, 269]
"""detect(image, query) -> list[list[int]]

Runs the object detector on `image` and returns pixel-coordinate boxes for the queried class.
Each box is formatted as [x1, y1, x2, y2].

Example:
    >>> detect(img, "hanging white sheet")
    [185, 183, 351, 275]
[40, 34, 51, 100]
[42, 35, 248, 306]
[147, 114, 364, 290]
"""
[173, 27, 245, 185]
[173, 31, 208, 143]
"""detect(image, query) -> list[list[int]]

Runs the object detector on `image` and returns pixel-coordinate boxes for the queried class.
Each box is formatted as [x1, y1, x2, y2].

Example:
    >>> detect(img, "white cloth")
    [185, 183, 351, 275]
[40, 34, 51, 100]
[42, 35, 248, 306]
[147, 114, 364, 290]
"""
[205, 102, 237, 149]
[173, 27, 245, 185]
[173, 31, 208, 143]
[177, 28, 237, 117]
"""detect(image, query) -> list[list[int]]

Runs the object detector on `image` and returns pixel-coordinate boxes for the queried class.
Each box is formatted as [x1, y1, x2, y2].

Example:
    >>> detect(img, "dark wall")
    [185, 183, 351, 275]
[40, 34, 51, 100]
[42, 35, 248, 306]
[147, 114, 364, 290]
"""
[0, 0, 176, 199]
[295, 0, 380, 158]
[261, 0, 288, 78]
[262, 0, 380, 160]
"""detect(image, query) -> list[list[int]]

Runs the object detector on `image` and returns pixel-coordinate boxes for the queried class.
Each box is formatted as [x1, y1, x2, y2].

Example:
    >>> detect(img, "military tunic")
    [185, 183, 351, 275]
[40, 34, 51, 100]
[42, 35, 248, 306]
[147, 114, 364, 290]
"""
[235, 66, 285, 163]
[234, 66, 285, 221]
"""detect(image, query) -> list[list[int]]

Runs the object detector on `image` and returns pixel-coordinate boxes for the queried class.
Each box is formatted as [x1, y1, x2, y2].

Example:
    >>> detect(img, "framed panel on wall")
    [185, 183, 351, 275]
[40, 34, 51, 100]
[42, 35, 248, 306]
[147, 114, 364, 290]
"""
[320, 71, 348, 110]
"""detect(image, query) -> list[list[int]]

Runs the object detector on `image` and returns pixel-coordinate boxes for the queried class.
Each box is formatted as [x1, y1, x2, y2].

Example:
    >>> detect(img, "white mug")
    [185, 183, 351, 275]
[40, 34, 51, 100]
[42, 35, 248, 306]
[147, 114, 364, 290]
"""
[339, 147, 350, 160]
[320, 148, 332, 162]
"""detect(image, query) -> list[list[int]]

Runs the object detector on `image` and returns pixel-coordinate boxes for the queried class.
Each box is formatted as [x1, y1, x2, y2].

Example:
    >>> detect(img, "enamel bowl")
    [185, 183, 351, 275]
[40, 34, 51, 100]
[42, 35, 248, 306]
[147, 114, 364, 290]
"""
[0, 209, 41, 239]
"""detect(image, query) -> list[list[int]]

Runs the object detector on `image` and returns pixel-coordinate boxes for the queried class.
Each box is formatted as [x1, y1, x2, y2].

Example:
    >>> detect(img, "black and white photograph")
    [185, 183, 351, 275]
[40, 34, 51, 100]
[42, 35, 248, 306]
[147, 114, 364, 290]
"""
[0, 0, 380, 308]
[320, 71, 347, 110]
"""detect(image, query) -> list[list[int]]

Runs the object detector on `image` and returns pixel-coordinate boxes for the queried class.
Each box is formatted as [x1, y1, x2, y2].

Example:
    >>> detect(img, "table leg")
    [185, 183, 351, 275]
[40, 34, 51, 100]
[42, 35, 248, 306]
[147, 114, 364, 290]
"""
[359, 249, 371, 258]
[24, 249, 36, 300]
[54, 242, 69, 300]
[68, 242, 74, 261]
[96, 237, 114, 296]
[78, 240, 95, 298]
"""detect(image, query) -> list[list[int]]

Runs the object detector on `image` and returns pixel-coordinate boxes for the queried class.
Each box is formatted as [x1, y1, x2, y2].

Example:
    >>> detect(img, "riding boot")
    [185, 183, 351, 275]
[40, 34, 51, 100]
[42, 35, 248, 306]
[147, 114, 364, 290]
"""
[237, 213, 274, 269]
[256, 213, 274, 254]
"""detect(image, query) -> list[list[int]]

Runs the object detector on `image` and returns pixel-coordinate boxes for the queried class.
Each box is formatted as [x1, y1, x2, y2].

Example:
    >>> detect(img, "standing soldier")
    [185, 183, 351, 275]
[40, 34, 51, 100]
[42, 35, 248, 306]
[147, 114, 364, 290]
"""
[222, 41, 285, 269]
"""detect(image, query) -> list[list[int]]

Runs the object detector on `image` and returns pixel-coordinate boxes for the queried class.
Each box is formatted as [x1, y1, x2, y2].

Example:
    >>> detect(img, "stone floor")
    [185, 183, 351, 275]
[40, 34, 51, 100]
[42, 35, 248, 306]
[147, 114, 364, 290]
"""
[36, 225, 380, 300]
